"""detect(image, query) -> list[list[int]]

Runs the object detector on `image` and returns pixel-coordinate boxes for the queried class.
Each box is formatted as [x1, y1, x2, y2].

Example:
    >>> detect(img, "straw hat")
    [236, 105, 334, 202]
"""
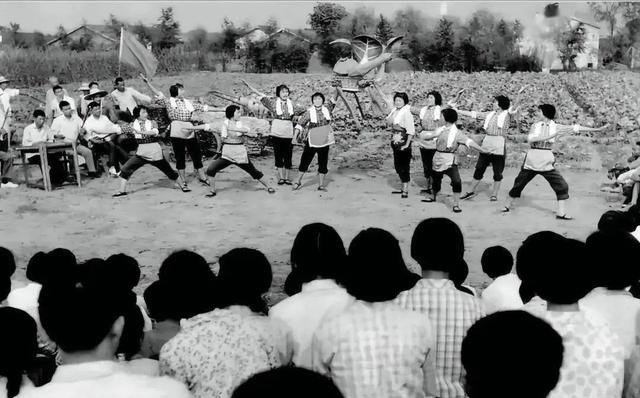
[0, 76, 11, 84]
[84, 87, 108, 101]
[76, 82, 90, 92]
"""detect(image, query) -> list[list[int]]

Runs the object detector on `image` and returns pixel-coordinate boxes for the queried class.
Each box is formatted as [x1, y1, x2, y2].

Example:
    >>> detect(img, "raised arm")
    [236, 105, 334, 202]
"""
[555, 123, 609, 134]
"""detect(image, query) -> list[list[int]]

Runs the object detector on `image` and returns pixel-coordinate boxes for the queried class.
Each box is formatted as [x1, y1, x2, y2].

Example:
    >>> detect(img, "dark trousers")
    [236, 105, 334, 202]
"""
[419, 148, 436, 180]
[171, 137, 203, 170]
[299, 144, 329, 174]
[272, 137, 293, 169]
[508, 168, 570, 200]
[119, 155, 179, 181]
[392, 145, 411, 183]
[206, 158, 264, 180]
[28, 154, 67, 185]
[432, 165, 462, 194]
[0, 151, 14, 183]
[92, 141, 129, 172]
[473, 153, 506, 182]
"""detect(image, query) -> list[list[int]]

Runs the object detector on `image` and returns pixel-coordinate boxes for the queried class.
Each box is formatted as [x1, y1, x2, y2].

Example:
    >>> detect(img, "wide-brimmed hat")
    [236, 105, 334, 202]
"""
[84, 87, 108, 101]
[76, 82, 90, 92]
[0, 76, 11, 84]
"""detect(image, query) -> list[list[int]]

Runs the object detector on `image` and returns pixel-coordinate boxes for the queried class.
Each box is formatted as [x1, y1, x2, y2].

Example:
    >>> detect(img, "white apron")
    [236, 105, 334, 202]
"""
[270, 119, 294, 139]
[482, 135, 506, 156]
[221, 144, 249, 164]
[432, 152, 456, 172]
[170, 120, 196, 140]
[308, 125, 335, 148]
[524, 121, 556, 172]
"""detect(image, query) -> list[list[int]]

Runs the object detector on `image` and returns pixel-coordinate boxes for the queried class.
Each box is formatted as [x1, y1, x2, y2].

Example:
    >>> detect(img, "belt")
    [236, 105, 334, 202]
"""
[136, 137, 158, 144]
[530, 147, 552, 151]
[223, 142, 243, 145]
[436, 150, 455, 154]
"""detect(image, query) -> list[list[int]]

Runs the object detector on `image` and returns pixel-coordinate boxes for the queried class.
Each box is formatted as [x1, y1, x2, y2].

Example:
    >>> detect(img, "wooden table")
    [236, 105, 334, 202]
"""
[15, 141, 82, 191]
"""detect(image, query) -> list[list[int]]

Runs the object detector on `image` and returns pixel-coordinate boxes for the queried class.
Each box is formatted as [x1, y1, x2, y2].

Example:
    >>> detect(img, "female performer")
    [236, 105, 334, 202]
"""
[502, 104, 607, 220]
[386, 92, 415, 199]
[292, 91, 339, 191]
[204, 105, 275, 197]
[113, 106, 190, 197]
[242, 80, 306, 186]
[421, 108, 487, 213]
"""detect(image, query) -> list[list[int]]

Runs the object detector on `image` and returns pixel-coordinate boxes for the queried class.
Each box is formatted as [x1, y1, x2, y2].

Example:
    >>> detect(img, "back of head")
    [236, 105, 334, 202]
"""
[494, 95, 510, 110]
[144, 280, 181, 322]
[598, 210, 634, 233]
[539, 104, 556, 120]
[289, 223, 347, 287]
[169, 85, 179, 98]
[116, 304, 145, 360]
[442, 108, 458, 123]
[345, 228, 418, 303]
[411, 218, 464, 274]
[217, 248, 272, 314]
[481, 246, 514, 279]
[231, 367, 344, 398]
[462, 310, 563, 398]
[586, 230, 640, 290]
[0, 247, 16, 278]
[0, 307, 37, 398]
[105, 253, 141, 291]
[27, 249, 76, 286]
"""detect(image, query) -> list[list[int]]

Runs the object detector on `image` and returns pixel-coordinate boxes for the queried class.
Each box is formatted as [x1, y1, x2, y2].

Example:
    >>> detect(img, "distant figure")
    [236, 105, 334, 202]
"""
[480, 246, 522, 314]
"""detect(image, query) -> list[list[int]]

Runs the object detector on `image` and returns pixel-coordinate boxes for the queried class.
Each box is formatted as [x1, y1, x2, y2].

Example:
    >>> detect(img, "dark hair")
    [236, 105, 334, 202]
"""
[393, 92, 409, 105]
[88, 101, 100, 110]
[32, 109, 45, 118]
[481, 246, 514, 279]
[144, 280, 181, 322]
[285, 223, 347, 295]
[276, 85, 290, 98]
[311, 92, 325, 104]
[169, 85, 179, 98]
[58, 100, 70, 110]
[116, 303, 145, 361]
[52, 85, 63, 93]
[26, 249, 76, 286]
[345, 228, 419, 302]
[231, 367, 344, 398]
[442, 108, 458, 123]
[451, 259, 475, 296]
[105, 253, 141, 290]
[0, 307, 38, 398]
[217, 248, 272, 315]
[226, 105, 240, 119]
[411, 218, 464, 273]
[462, 311, 563, 398]
[132, 105, 148, 119]
[175, 83, 184, 89]
[114, 77, 124, 84]
[538, 104, 556, 120]
[0, 247, 16, 277]
[628, 205, 640, 227]
[597, 210, 635, 233]
[586, 230, 640, 290]
[0, 277, 9, 303]
[89, 81, 99, 88]
[427, 91, 442, 106]
[117, 111, 133, 123]
[494, 95, 510, 110]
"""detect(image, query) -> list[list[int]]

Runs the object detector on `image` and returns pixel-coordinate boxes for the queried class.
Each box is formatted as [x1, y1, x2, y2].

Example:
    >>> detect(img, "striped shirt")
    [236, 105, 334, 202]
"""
[312, 300, 438, 398]
[484, 111, 510, 136]
[395, 279, 485, 398]
[260, 97, 306, 120]
[155, 95, 207, 122]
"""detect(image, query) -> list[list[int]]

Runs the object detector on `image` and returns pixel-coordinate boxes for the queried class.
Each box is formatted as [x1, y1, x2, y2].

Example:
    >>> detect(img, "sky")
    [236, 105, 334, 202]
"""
[0, 1, 597, 35]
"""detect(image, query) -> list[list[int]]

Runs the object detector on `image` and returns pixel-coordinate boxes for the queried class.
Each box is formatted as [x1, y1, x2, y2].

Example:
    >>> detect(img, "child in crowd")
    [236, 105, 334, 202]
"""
[140, 281, 181, 360]
[480, 246, 523, 314]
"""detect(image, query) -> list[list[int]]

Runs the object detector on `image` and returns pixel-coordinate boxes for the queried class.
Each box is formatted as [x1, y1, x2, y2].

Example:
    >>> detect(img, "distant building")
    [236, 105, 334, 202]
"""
[549, 17, 600, 70]
[47, 24, 119, 50]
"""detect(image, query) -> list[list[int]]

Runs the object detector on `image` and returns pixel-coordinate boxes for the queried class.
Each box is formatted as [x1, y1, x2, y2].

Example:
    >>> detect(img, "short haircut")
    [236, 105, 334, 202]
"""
[0, 247, 16, 277]
[144, 280, 181, 322]
[26, 249, 76, 286]
[393, 92, 409, 105]
[411, 218, 464, 273]
[89, 81, 99, 88]
[462, 310, 563, 398]
[226, 105, 240, 119]
[586, 230, 640, 290]
[117, 110, 133, 123]
[597, 210, 635, 233]
[52, 85, 63, 93]
[32, 109, 45, 119]
[494, 95, 510, 110]
[88, 101, 100, 110]
[217, 248, 272, 315]
[0, 277, 9, 304]
[0, 307, 38, 398]
[169, 85, 179, 98]
[481, 246, 514, 279]
[58, 100, 70, 110]
[116, 303, 144, 360]
[442, 108, 458, 123]
[105, 253, 141, 290]
[539, 104, 556, 120]
[175, 83, 184, 89]
[311, 92, 325, 104]
[114, 77, 124, 84]
[231, 367, 344, 398]
[132, 105, 148, 119]
[345, 228, 419, 302]
[276, 84, 290, 97]
[427, 91, 442, 106]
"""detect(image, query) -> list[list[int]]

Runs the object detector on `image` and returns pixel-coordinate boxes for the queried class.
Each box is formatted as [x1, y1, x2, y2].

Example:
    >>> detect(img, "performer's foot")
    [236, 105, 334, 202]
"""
[198, 178, 211, 187]
[284, 179, 293, 186]
[460, 192, 476, 200]
[205, 191, 217, 198]
[453, 205, 462, 213]
[277, 179, 286, 185]
[555, 214, 573, 220]
[401, 190, 408, 199]
[490, 195, 498, 202]
[180, 184, 192, 193]
[267, 187, 276, 194]
[293, 182, 303, 191]
[317, 186, 327, 192]
[391, 190, 403, 194]
[501, 206, 511, 213]
[420, 188, 433, 194]
[109, 167, 118, 177]
[421, 196, 436, 203]
[112, 191, 128, 197]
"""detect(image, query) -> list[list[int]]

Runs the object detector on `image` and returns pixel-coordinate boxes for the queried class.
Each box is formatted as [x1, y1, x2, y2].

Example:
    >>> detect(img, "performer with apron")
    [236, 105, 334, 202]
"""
[292, 91, 338, 191]
[113, 106, 190, 197]
[421, 109, 487, 213]
[386, 92, 415, 199]
[502, 104, 607, 220]
[410, 91, 446, 195]
[244, 82, 306, 186]
[204, 105, 275, 197]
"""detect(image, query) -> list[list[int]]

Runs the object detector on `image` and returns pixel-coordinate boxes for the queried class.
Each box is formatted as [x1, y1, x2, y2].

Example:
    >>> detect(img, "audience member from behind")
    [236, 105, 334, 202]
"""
[231, 367, 344, 398]
[105, 254, 152, 331]
[395, 218, 485, 398]
[270, 223, 354, 368]
[0, 247, 16, 303]
[519, 232, 624, 398]
[0, 307, 38, 398]
[160, 248, 292, 398]
[598, 210, 635, 233]
[480, 246, 523, 314]
[139, 281, 181, 360]
[462, 311, 564, 398]
[312, 228, 437, 398]
[116, 303, 160, 377]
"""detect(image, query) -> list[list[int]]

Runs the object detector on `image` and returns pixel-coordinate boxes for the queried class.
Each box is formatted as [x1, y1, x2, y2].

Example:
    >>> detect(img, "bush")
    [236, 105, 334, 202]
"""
[506, 55, 542, 73]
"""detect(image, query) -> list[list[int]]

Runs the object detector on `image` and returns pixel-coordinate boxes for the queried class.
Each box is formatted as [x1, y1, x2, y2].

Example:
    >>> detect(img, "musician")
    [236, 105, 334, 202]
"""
[47, 85, 76, 120]
[84, 102, 127, 176]
[22, 109, 67, 186]
[50, 101, 98, 178]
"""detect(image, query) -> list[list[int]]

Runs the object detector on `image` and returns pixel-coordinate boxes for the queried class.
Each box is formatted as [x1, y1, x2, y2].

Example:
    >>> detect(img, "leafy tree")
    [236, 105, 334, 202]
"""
[589, 2, 623, 39]
[132, 22, 153, 48]
[155, 7, 182, 50]
[376, 14, 394, 42]
[218, 18, 241, 72]
[340, 6, 376, 37]
[32, 32, 46, 49]
[308, 2, 348, 64]
[105, 14, 124, 39]
[264, 17, 279, 35]
[433, 17, 456, 70]
[555, 22, 586, 70]
[8, 22, 20, 47]
[55, 25, 70, 49]
[393, 6, 432, 69]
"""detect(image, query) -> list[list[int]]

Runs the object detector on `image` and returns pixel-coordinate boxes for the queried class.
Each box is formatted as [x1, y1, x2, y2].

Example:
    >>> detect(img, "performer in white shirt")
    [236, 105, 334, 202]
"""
[83, 102, 128, 176]
[111, 77, 151, 115]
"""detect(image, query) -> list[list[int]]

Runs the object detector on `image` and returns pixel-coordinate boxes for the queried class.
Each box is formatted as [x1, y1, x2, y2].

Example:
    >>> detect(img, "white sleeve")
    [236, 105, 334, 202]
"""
[221, 122, 228, 139]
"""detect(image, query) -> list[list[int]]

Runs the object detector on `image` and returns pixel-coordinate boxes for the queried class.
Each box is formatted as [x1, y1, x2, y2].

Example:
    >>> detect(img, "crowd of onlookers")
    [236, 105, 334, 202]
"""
[2, 209, 640, 398]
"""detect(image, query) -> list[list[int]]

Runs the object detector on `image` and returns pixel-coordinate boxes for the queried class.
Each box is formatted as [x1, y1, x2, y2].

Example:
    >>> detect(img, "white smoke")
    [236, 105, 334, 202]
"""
[518, 6, 568, 72]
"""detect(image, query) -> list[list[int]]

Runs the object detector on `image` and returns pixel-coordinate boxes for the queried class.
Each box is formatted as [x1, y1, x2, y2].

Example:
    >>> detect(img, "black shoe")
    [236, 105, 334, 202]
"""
[88, 171, 100, 178]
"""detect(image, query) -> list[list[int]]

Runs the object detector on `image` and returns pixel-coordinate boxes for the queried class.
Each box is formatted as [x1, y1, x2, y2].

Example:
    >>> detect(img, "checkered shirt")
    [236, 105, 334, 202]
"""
[395, 279, 486, 398]
[312, 300, 439, 398]
[155, 96, 206, 122]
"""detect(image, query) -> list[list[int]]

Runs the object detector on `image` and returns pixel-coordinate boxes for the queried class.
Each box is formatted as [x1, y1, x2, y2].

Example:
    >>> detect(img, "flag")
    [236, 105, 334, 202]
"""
[119, 28, 158, 77]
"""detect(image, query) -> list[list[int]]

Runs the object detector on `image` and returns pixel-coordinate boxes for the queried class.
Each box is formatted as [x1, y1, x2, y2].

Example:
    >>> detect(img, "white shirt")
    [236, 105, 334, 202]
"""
[270, 279, 354, 368]
[0, 88, 19, 128]
[481, 273, 523, 314]
[50, 114, 83, 142]
[21, 124, 54, 159]
[7, 283, 43, 337]
[16, 360, 192, 398]
[83, 115, 121, 140]
[111, 88, 151, 114]
[49, 96, 76, 119]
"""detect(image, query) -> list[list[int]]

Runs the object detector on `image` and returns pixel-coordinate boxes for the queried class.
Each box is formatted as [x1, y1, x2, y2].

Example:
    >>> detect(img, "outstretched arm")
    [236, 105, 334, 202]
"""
[140, 74, 162, 97]
[371, 83, 394, 111]
[241, 79, 268, 98]
[555, 123, 609, 134]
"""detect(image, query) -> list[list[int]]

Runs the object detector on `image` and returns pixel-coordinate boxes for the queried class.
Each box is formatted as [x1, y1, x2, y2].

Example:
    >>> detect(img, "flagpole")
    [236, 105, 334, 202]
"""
[118, 26, 124, 77]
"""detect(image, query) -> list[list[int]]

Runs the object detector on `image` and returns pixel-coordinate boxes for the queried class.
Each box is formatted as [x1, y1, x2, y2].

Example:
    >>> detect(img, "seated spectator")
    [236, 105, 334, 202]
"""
[83, 101, 126, 177]
[461, 311, 564, 398]
[628, 205, 640, 242]
[19, 275, 191, 398]
[50, 100, 98, 178]
[312, 228, 437, 398]
[21, 109, 67, 186]
[231, 367, 344, 398]
[105, 254, 152, 331]
[270, 223, 354, 368]
[117, 303, 159, 377]
[450, 259, 477, 296]
[0, 247, 17, 303]
[139, 281, 181, 360]
[519, 231, 625, 398]
[598, 210, 635, 233]
[395, 218, 485, 398]
[0, 307, 38, 398]
[480, 246, 522, 314]
[160, 248, 292, 398]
